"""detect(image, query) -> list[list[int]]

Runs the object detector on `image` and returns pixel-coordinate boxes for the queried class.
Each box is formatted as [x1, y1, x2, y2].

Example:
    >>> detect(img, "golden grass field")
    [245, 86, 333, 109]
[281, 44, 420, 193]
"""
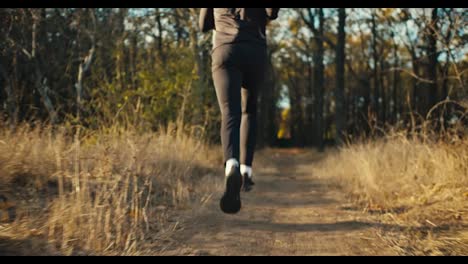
[0, 121, 466, 255]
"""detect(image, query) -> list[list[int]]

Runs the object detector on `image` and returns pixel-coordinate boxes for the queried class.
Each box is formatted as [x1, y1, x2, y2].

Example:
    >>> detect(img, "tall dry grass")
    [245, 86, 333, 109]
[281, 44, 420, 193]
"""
[314, 128, 468, 255]
[0, 123, 221, 255]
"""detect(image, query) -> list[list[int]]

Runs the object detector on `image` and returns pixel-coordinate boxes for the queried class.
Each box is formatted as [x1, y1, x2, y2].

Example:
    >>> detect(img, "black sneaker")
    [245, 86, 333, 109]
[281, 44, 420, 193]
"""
[242, 173, 255, 192]
[220, 165, 242, 214]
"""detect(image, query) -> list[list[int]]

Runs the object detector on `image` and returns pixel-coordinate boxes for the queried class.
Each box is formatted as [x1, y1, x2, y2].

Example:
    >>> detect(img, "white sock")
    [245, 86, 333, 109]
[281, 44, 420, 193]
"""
[240, 164, 252, 178]
[225, 158, 239, 176]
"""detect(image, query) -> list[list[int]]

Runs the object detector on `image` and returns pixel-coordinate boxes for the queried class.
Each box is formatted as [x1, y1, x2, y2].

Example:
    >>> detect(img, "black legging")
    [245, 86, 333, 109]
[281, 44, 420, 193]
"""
[212, 42, 267, 166]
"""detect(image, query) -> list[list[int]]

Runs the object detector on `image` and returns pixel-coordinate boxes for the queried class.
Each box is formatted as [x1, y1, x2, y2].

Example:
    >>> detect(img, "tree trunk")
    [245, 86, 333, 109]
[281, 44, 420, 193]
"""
[335, 8, 346, 146]
[155, 8, 166, 63]
[371, 12, 380, 125]
[426, 8, 439, 116]
[313, 8, 325, 151]
[392, 38, 400, 123]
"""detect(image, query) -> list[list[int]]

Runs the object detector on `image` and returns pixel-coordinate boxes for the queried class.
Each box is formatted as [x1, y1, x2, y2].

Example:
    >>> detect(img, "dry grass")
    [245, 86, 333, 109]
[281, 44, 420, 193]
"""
[0, 123, 221, 255]
[314, 133, 468, 255]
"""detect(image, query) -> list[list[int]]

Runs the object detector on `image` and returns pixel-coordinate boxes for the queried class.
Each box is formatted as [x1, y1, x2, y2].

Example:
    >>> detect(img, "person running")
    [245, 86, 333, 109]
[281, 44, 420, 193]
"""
[199, 8, 280, 214]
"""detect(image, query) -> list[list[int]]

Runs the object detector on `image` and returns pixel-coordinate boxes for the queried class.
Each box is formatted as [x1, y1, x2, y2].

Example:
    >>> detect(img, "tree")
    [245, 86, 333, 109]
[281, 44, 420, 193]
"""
[301, 8, 326, 151]
[426, 8, 439, 115]
[335, 8, 346, 146]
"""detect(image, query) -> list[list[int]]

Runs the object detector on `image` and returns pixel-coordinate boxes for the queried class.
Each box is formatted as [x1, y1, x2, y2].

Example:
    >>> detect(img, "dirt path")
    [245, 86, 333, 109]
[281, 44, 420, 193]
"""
[162, 148, 398, 256]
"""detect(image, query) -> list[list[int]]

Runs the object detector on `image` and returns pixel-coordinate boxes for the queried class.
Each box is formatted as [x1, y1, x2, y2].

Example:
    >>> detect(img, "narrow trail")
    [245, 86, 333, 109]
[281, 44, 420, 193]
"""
[163, 149, 397, 256]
